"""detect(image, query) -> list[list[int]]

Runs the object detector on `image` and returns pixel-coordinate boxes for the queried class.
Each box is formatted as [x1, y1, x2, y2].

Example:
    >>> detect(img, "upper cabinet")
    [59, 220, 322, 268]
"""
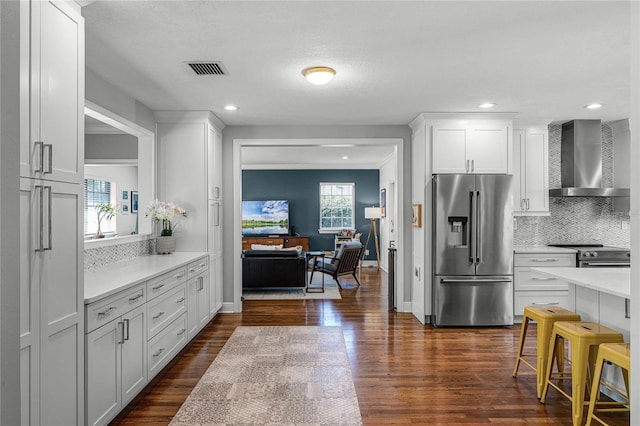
[513, 128, 549, 215]
[432, 121, 512, 174]
[20, 0, 84, 184]
[207, 126, 222, 200]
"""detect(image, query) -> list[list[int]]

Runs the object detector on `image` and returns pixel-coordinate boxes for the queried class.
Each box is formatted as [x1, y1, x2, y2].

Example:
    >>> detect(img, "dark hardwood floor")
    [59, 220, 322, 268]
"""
[111, 268, 629, 425]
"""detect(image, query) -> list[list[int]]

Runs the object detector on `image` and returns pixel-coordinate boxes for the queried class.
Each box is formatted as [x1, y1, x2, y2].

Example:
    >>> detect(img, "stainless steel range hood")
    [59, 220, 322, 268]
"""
[549, 119, 630, 197]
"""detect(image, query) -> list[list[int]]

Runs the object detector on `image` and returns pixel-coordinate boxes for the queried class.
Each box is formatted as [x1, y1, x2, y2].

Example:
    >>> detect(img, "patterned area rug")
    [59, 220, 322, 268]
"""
[170, 326, 362, 426]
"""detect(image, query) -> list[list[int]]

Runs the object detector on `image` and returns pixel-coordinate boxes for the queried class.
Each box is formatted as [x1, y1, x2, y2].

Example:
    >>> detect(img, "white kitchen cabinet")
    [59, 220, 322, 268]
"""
[147, 284, 187, 339]
[513, 128, 549, 215]
[20, 178, 84, 426]
[513, 252, 574, 320]
[187, 272, 210, 339]
[85, 304, 146, 426]
[208, 126, 222, 200]
[432, 121, 511, 174]
[20, 0, 84, 183]
[148, 313, 189, 379]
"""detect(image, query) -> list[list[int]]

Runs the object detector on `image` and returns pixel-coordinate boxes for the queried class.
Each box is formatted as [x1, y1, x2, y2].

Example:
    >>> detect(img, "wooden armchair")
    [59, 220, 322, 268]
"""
[310, 242, 363, 288]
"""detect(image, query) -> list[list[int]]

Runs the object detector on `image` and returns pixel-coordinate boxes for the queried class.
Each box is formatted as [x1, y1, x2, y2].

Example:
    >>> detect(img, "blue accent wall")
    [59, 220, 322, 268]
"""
[242, 169, 380, 258]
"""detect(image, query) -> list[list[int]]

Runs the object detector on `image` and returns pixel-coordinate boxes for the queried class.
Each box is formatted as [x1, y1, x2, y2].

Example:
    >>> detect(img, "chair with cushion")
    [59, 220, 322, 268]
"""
[309, 242, 363, 288]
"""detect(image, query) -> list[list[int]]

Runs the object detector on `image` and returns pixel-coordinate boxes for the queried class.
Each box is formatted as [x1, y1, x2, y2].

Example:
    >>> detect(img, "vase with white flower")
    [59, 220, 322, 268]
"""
[145, 199, 187, 254]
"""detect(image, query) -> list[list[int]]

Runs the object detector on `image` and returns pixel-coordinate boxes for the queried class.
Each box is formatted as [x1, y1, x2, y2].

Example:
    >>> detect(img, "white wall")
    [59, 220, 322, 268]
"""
[85, 165, 139, 236]
[378, 154, 397, 271]
[85, 133, 138, 160]
[0, 0, 22, 422]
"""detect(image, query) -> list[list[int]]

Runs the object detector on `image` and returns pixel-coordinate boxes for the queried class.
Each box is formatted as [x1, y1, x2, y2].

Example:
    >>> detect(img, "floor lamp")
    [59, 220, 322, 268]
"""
[363, 207, 382, 269]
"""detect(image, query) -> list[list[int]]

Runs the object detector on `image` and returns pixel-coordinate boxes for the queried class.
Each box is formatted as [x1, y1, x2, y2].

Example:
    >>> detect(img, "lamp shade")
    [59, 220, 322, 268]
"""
[364, 207, 382, 219]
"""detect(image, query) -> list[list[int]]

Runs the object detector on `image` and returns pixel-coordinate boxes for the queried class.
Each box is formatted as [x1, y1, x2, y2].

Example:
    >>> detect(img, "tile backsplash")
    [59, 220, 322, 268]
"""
[514, 123, 630, 248]
[84, 238, 154, 270]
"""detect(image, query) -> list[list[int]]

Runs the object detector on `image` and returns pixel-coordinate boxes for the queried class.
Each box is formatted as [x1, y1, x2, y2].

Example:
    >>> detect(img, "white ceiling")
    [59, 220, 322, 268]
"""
[81, 1, 632, 166]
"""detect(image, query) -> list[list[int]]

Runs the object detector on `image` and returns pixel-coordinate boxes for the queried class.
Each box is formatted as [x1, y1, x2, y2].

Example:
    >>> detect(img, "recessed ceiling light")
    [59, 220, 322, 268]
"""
[302, 66, 336, 85]
[341, 156, 349, 160]
[585, 103, 603, 109]
[479, 102, 496, 109]
[224, 105, 238, 111]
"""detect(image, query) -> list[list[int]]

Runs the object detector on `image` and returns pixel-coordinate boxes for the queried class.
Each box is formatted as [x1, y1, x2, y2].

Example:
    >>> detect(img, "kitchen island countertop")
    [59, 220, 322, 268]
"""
[514, 245, 578, 254]
[84, 252, 209, 304]
[532, 267, 630, 299]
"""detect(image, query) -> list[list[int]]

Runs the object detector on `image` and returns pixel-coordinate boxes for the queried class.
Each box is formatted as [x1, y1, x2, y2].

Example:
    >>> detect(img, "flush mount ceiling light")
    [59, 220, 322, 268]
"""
[302, 66, 336, 85]
[585, 103, 603, 109]
[478, 102, 496, 109]
[224, 105, 238, 111]
[341, 156, 349, 160]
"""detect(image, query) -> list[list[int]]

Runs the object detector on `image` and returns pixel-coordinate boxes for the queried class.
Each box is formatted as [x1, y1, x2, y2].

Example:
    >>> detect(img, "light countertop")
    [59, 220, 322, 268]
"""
[84, 252, 208, 304]
[532, 267, 630, 299]
[514, 245, 578, 254]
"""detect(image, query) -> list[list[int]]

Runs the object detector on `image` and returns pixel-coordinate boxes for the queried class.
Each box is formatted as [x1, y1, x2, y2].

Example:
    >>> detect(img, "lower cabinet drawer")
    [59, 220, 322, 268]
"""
[86, 284, 146, 333]
[147, 284, 187, 339]
[514, 291, 569, 316]
[514, 268, 570, 291]
[147, 313, 188, 379]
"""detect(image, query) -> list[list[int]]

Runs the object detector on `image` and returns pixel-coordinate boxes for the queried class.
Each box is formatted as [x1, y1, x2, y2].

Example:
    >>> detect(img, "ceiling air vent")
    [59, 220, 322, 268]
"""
[187, 62, 228, 76]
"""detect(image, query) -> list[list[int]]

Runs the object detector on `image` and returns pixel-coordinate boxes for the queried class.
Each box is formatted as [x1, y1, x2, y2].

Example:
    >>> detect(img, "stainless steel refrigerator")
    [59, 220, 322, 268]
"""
[432, 174, 514, 327]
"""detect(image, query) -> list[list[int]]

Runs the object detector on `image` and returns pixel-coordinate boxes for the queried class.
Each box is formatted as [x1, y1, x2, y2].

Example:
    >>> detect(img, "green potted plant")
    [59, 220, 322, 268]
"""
[94, 202, 120, 239]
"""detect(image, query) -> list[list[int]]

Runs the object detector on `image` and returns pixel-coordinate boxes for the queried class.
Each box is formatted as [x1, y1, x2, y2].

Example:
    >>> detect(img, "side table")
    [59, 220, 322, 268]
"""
[305, 251, 325, 293]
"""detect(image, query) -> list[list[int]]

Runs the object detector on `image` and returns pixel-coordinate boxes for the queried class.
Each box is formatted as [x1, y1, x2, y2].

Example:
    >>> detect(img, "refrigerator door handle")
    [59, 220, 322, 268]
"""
[469, 191, 475, 263]
[476, 190, 481, 264]
[440, 278, 513, 284]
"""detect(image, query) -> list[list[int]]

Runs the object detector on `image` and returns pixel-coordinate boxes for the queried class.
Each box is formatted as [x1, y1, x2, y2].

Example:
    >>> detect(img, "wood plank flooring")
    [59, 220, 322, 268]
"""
[111, 268, 630, 425]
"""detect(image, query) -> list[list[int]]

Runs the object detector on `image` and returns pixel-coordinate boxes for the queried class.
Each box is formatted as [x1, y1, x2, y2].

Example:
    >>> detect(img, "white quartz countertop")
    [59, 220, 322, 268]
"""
[532, 267, 631, 299]
[514, 246, 578, 254]
[84, 252, 209, 304]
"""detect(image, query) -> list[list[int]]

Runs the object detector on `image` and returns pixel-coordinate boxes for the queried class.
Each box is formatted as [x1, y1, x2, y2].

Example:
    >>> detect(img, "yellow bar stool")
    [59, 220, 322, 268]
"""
[586, 343, 630, 426]
[513, 306, 581, 398]
[540, 321, 624, 426]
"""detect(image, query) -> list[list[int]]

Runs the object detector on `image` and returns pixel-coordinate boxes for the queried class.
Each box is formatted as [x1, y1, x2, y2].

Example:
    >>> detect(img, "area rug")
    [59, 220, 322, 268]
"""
[242, 274, 342, 300]
[169, 326, 363, 426]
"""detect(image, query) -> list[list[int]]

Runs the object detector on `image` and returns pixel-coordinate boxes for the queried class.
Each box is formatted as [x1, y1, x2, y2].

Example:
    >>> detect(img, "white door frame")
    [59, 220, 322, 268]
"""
[232, 138, 405, 313]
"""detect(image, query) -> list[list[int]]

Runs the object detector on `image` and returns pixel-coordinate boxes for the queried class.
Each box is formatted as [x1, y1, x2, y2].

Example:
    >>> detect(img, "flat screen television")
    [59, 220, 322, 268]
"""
[242, 200, 290, 236]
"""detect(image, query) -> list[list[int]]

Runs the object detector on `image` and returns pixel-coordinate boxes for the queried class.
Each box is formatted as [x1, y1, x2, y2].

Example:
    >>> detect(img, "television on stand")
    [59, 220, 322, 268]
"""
[242, 200, 290, 236]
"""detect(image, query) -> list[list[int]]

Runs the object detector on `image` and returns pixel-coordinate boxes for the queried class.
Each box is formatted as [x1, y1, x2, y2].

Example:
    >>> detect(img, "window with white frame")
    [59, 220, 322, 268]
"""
[84, 178, 116, 236]
[319, 182, 355, 232]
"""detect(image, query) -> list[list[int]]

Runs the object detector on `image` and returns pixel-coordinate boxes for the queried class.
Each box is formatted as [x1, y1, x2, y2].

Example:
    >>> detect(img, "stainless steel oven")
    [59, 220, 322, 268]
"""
[549, 244, 630, 268]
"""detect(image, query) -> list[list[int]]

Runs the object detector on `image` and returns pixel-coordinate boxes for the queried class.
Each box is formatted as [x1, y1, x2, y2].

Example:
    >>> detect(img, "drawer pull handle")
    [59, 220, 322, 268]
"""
[153, 311, 165, 320]
[531, 302, 559, 306]
[531, 277, 558, 281]
[189, 268, 196, 273]
[176, 297, 185, 303]
[531, 259, 558, 262]
[97, 307, 116, 317]
[152, 348, 164, 358]
[152, 283, 165, 291]
[175, 273, 184, 279]
[129, 293, 144, 302]
[177, 328, 186, 336]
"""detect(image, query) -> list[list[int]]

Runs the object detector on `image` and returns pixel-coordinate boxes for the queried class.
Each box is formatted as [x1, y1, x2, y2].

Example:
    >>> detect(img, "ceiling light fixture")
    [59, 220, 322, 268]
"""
[302, 66, 336, 85]
[479, 102, 496, 109]
[342, 156, 349, 160]
[585, 103, 603, 109]
[224, 105, 238, 111]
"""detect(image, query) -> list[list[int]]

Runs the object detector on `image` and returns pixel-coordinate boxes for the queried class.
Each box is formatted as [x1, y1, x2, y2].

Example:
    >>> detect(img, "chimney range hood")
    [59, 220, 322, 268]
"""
[549, 119, 630, 197]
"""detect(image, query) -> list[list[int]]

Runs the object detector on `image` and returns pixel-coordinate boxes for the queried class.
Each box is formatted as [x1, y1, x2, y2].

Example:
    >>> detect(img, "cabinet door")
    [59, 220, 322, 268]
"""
[209, 254, 223, 316]
[187, 274, 209, 339]
[512, 130, 526, 212]
[467, 125, 509, 173]
[523, 130, 548, 213]
[86, 321, 120, 426]
[120, 305, 147, 406]
[207, 125, 222, 200]
[431, 126, 468, 173]
[23, 1, 83, 183]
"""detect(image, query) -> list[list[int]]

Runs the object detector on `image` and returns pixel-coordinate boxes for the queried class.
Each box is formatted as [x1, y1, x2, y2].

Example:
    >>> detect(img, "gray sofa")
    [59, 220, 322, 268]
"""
[242, 249, 306, 289]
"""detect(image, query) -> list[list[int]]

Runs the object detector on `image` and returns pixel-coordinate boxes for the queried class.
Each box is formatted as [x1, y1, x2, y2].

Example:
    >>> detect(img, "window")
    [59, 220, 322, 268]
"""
[84, 178, 115, 236]
[319, 182, 355, 232]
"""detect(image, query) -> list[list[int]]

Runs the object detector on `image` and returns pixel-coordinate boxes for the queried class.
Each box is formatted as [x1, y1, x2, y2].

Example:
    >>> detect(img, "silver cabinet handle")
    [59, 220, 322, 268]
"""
[44, 186, 52, 250]
[199, 262, 206, 268]
[123, 319, 130, 341]
[177, 328, 186, 336]
[175, 273, 184, 279]
[198, 276, 204, 291]
[466, 159, 470, 173]
[176, 297, 185, 303]
[43, 143, 53, 174]
[520, 198, 525, 210]
[215, 203, 220, 226]
[530, 302, 559, 306]
[152, 283, 165, 291]
[129, 293, 144, 302]
[531, 258, 558, 262]
[35, 185, 45, 252]
[531, 277, 558, 281]
[441, 278, 512, 283]
[152, 311, 165, 320]
[34, 141, 44, 173]
[117, 321, 125, 344]
[152, 348, 164, 358]
[471, 159, 475, 172]
[98, 306, 117, 317]
[526, 198, 530, 210]
[189, 268, 196, 273]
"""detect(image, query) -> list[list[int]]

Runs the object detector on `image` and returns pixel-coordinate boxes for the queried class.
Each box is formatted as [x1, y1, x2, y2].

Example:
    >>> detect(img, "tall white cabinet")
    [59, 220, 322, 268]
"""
[513, 128, 549, 215]
[155, 111, 225, 316]
[19, 1, 85, 424]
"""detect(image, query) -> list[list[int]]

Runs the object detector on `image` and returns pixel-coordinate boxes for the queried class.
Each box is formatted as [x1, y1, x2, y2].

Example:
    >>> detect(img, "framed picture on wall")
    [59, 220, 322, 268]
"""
[380, 188, 386, 218]
[411, 203, 422, 228]
[131, 191, 138, 213]
[122, 190, 128, 200]
[122, 204, 129, 214]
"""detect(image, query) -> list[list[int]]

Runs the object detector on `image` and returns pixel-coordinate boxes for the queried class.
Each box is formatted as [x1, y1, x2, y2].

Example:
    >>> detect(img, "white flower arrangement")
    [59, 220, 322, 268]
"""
[145, 199, 187, 236]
